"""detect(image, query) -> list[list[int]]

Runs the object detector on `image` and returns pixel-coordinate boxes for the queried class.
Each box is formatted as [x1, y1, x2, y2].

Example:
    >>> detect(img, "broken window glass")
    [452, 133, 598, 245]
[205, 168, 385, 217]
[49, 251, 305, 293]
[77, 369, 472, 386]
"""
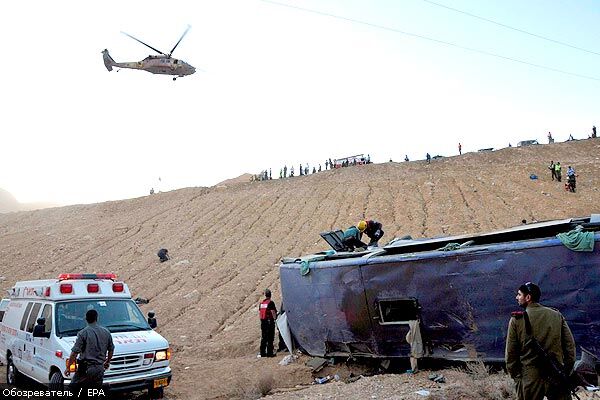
[378, 299, 418, 324]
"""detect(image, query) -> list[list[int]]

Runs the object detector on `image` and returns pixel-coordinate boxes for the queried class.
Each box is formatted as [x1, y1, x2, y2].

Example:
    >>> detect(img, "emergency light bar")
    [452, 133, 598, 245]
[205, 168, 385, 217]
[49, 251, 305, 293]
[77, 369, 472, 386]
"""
[58, 273, 117, 281]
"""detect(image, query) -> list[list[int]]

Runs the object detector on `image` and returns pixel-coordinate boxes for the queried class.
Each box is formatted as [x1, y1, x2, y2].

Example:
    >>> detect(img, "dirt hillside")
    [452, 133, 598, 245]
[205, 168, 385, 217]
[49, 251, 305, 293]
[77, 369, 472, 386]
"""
[1, 139, 599, 399]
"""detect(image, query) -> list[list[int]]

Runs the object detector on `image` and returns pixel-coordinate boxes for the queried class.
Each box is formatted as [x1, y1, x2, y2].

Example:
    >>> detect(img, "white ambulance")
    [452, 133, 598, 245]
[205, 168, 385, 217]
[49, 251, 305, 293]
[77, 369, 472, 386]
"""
[0, 273, 172, 397]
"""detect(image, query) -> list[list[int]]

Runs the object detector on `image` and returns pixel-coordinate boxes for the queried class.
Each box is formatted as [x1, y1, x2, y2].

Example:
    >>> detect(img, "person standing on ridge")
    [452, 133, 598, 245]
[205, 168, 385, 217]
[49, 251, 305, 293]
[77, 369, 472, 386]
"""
[505, 282, 575, 400]
[426, 153, 431, 164]
[592, 125, 597, 138]
[259, 289, 277, 357]
[458, 142, 462, 155]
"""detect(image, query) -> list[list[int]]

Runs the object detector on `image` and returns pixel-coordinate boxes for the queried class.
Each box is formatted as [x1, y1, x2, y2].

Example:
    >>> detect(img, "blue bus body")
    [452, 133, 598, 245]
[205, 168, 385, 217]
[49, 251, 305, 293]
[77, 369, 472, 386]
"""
[280, 217, 600, 361]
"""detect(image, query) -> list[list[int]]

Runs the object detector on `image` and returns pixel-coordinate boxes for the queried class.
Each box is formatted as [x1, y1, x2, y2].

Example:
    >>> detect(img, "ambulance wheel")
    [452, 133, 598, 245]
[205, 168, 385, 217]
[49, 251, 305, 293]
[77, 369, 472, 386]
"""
[49, 371, 65, 391]
[6, 355, 22, 386]
[148, 387, 164, 399]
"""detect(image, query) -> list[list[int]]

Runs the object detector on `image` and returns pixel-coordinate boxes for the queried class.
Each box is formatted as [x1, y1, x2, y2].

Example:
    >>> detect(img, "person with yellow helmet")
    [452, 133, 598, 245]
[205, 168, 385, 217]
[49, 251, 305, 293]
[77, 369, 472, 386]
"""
[342, 219, 385, 251]
[358, 219, 384, 247]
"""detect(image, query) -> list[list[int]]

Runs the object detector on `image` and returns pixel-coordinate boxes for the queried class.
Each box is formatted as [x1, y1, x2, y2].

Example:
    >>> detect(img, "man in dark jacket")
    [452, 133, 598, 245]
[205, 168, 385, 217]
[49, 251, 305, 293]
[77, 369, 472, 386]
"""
[67, 309, 114, 392]
[505, 282, 576, 400]
[358, 220, 385, 247]
[548, 161, 556, 181]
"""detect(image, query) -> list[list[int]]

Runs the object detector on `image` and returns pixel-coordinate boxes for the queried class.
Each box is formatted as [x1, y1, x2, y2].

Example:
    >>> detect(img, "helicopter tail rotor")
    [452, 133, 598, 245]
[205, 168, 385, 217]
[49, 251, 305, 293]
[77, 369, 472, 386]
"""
[102, 49, 116, 72]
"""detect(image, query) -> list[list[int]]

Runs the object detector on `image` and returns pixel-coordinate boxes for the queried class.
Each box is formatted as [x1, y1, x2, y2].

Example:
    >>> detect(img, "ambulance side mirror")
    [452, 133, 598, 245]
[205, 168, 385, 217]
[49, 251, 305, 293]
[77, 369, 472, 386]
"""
[148, 311, 157, 329]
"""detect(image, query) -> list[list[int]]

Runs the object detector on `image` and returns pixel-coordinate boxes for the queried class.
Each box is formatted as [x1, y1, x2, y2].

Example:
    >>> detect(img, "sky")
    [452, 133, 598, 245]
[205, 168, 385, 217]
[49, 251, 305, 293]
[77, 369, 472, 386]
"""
[1, 0, 599, 206]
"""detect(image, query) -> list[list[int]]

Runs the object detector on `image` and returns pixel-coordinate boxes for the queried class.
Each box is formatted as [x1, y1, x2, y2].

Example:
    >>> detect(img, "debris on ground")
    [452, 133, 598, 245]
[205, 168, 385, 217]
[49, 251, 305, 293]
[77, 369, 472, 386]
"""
[314, 375, 340, 384]
[428, 373, 446, 383]
[314, 376, 331, 384]
[306, 357, 329, 372]
[279, 354, 298, 366]
[347, 374, 363, 383]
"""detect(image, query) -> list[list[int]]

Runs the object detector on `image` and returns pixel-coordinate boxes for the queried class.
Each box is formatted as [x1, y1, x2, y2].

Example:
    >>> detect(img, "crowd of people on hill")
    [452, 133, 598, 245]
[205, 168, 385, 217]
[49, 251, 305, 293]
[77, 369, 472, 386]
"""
[251, 155, 372, 182]
[248, 125, 597, 185]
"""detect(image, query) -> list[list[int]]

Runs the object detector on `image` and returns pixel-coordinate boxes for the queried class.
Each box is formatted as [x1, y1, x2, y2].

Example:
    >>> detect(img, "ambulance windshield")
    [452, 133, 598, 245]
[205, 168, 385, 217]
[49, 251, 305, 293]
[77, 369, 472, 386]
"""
[56, 299, 151, 337]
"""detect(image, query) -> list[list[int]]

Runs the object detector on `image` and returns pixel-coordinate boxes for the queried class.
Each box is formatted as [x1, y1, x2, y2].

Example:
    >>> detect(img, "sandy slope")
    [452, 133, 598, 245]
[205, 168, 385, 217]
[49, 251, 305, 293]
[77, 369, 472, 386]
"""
[1, 139, 599, 399]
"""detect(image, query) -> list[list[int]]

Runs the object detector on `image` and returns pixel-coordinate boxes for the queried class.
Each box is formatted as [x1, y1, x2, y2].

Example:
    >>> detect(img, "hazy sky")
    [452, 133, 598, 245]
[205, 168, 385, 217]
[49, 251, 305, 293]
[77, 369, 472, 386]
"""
[1, 0, 598, 205]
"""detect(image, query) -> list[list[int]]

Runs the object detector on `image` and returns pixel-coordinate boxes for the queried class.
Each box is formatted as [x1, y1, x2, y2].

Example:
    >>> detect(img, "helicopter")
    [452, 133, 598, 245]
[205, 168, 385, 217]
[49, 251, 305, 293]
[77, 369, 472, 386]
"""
[102, 26, 195, 80]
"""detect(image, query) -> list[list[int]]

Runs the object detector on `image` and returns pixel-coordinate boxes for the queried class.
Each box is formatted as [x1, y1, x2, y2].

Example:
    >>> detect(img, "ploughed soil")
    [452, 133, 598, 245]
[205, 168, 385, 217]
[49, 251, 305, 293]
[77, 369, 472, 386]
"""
[1, 139, 599, 399]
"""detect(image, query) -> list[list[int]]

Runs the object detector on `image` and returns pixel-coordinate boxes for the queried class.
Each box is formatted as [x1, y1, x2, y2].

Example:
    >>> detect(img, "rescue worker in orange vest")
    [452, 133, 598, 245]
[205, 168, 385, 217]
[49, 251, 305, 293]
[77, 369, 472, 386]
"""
[259, 288, 278, 357]
[358, 219, 385, 247]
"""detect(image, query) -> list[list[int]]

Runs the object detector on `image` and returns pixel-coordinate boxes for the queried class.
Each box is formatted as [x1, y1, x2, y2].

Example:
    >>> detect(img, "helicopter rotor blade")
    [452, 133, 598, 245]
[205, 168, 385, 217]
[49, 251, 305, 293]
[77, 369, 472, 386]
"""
[121, 31, 167, 55]
[168, 25, 191, 57]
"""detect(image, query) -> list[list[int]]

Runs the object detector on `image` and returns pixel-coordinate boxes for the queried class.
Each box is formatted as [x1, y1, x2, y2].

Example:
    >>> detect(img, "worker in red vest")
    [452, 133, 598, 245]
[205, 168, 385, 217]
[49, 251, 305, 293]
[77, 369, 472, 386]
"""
[259, 288, 278, 357]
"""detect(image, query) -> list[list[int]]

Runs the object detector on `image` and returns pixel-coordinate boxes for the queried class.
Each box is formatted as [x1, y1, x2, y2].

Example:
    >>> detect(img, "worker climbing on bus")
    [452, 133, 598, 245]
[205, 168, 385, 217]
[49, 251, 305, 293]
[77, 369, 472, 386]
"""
[342, 225, 368, 251]
[358, 219, 385, 247]
[342, 219, 385, 250]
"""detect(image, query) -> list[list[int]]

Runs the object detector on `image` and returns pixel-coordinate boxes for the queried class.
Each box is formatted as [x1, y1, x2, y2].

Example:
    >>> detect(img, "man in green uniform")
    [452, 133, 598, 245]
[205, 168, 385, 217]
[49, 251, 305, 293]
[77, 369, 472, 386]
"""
[505, 282, 576, 400]
[555, 162, 562, 182]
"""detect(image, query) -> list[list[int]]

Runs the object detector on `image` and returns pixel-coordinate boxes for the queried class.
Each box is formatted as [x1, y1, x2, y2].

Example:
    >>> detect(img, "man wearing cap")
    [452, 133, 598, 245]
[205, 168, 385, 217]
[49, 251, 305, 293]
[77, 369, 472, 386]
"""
[505, 282, 576, 400]
[258, 289, 277, 357]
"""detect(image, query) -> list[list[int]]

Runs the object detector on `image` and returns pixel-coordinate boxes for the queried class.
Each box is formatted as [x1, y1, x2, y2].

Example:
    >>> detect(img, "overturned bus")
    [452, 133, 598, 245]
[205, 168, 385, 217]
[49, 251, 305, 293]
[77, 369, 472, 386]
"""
[280, 215, 600, 363]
